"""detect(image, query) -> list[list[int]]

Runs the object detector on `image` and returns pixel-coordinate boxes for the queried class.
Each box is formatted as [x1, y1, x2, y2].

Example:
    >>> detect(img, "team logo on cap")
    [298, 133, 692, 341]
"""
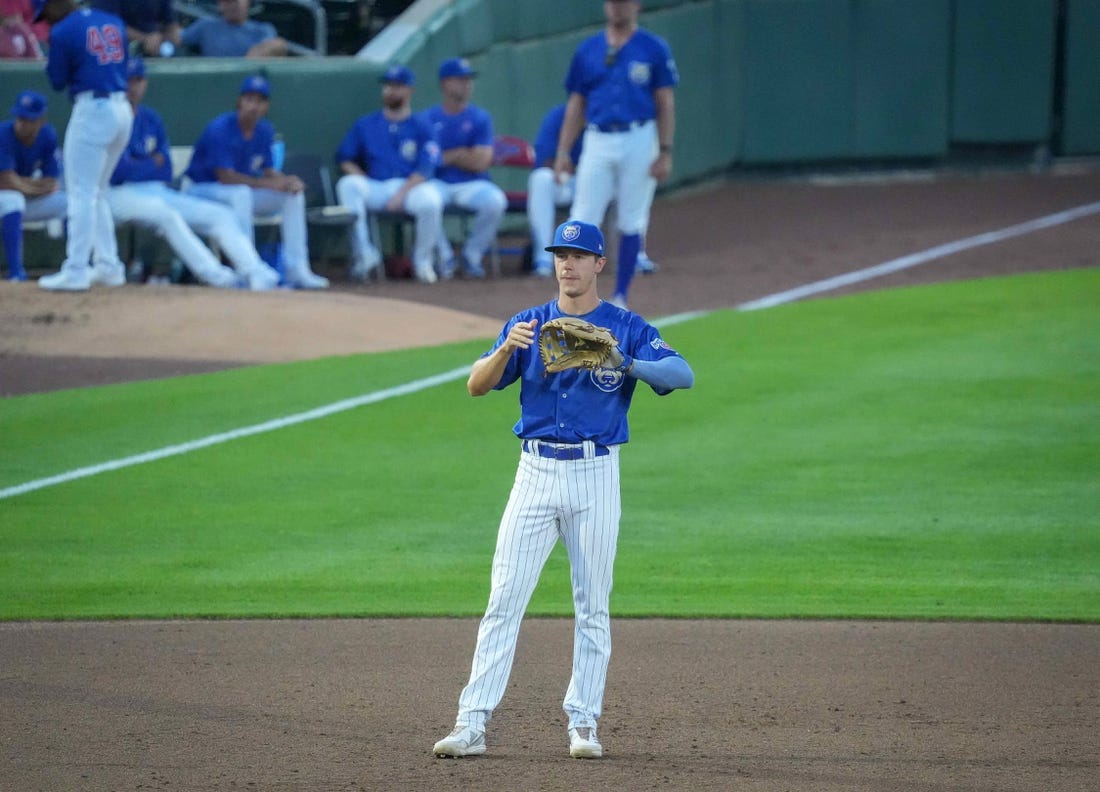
[562, 224, 581, 242]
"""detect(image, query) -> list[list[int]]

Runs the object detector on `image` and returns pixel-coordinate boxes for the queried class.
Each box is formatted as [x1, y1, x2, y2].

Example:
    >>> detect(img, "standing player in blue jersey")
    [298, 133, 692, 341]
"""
[335, 64, 443, 284]
[107, 58, 277, 289]
[0, 90, 66, 281]
[553, 0, 678, 308]
[528, 102, 658, 279]
[433, 219, 694, 760]
[421, 57, 506, 279]
[34, 0, 133, 291]
[184, 75, 328, 289]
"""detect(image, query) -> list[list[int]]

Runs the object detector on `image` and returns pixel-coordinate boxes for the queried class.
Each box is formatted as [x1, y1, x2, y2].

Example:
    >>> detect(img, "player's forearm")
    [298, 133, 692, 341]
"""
[443, 146, 492, 173]
[556, 95, 586, 158]
[629, 356, 694, 393]
[467, 348, 511, 397]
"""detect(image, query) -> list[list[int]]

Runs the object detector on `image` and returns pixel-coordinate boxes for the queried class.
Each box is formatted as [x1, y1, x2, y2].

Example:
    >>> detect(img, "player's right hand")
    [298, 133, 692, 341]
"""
[506, 319, 538, 352]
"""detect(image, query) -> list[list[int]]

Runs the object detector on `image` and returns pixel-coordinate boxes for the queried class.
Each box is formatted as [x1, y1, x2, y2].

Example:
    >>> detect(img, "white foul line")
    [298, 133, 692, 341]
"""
[736, 200, 1100, 311]
[3, 200, 1098, 501]
[0, 367, 471, 501]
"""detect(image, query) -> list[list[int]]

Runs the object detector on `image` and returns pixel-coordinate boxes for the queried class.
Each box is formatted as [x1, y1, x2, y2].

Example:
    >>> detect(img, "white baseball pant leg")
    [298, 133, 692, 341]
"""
[60, 93, 132, 273]
[184, 181, 255, 238]
[527, 167, 574, 270]
[455, 444, 620, 731]
[336, 174, 385, 264]
[251, 187, 311, 276]
[167, 188, 273, 283]
[107, 183, 237, 286]
[570, 122, 657, 235]
[432, 180, 506, 265]
[0, 189, 67, 220]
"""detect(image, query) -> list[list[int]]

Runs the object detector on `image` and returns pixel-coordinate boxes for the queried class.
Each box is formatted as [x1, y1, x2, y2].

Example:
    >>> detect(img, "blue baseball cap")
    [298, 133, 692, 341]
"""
[126, 58, 146, 80]
[31, 0, 46, 22]
[12, 90, 46, 121]
[546, 220, 605, 256]
[379, 64, 415, 86]
[240, 75, 271, 99]
[438, 57, 477, 80]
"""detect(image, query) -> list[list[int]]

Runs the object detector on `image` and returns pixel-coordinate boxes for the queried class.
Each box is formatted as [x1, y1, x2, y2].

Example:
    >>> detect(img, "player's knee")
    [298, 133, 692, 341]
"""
[0, 190, 28, 215]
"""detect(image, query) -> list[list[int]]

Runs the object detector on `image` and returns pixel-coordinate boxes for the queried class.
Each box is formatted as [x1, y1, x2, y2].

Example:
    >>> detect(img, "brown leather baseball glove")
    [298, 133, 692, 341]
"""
[538, 317, 623, 374]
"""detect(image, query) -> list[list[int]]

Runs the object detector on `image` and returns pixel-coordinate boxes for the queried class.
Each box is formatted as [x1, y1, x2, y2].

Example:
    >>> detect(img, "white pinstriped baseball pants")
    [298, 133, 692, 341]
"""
[456, 442, 621, 731]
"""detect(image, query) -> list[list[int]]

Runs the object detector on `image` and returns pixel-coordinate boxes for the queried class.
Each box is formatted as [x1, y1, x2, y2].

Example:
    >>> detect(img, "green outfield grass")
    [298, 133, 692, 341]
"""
[1, 268, 1097, 621]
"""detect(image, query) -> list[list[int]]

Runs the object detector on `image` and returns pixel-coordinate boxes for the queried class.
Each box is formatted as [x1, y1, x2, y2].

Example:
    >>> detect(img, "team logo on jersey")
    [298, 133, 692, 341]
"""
[650, 337, 673, 352]
[629, 61, 651, 86]
[590, 367, 625, 393]
[400, 139, 418, 161]
[143, 135, 157, 155]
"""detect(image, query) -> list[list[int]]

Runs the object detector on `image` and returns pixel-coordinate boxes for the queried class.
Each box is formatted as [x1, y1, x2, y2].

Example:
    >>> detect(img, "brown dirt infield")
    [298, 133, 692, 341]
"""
[1, 168, 1098, 791]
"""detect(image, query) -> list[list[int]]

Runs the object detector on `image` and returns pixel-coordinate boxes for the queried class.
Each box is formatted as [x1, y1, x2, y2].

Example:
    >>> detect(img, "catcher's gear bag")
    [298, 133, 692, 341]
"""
[538, 317, 624, 374]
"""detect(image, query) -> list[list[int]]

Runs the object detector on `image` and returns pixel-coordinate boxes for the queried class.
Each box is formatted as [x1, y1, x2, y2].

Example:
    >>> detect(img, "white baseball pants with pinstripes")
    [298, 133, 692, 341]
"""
[456, 443, 621, 732]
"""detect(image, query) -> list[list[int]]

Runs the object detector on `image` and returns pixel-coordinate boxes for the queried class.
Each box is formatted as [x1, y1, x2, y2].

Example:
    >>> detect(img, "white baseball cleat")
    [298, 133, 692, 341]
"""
[433, 724, 486, 758]
[349, 249, 382, 281]
[637, 253, 658, 274]
[286, 267, 330, 290]
[38, 267, 91, 291]
[90, 261, 126, 287]
[568, 726, 603, 759]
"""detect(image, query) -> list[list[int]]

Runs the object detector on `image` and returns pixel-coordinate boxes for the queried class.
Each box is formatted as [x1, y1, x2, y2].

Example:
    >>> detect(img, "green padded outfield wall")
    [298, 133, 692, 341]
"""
[1061, 0, 1100, 154]
[950, 0, 1057, 143]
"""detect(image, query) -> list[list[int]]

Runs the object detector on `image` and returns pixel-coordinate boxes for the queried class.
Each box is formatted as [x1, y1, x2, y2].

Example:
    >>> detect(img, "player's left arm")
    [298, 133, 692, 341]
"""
[650, 86, 675, 183]
[628, 356, 693, 394]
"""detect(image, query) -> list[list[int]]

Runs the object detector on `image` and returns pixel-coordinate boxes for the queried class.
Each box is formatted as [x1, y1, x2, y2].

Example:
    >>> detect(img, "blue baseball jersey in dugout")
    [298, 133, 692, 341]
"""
[420, 104, 495, 184]
[186, 111, 274, 183]
[0, 121, 61, 178]
[335, 112, 439, 181]
[111, 104, 171, 185]
[488, 299, 683, 446]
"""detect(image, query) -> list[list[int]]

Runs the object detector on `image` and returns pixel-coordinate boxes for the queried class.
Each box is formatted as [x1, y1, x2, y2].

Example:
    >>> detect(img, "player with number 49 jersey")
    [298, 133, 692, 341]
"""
[35, 0, 133, 292]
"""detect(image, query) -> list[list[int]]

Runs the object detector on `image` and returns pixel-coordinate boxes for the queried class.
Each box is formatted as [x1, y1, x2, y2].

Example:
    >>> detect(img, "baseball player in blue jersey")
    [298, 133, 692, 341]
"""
[107, 58, 277, 289]
[433, 219, 694, 760]
[184, 75, 328, 289]
[34, 0, 133, 291]
[529, 102, 657, 279]
[0, 90, 66, 281]
[554, 0, 678, 308]
[422, 57, 507, 279]
[335, 64, 443, 284]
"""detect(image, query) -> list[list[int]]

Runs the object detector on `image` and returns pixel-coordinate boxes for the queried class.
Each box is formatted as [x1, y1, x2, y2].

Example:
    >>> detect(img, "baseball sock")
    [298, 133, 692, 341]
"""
[2, 212, 27, 280]
[614, 232, 641, 299]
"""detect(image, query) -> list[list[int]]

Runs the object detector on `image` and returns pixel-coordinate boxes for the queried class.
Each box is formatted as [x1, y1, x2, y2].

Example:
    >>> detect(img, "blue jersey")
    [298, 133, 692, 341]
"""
[0, 120, 61, 178]
[45, 8, 128, 98]
[420, 104, 494, 184]
[111, 104, 171, 185]
[335, 111, 439, 181]
[186, 111, 274, 183]
[532, 103, 583, 168]
[487, 300, 683, 446]
[564, 28, 679, 127]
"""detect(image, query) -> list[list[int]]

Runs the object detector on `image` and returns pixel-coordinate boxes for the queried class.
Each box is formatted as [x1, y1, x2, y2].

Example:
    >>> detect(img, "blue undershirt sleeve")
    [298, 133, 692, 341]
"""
[629, 356, 694, 395]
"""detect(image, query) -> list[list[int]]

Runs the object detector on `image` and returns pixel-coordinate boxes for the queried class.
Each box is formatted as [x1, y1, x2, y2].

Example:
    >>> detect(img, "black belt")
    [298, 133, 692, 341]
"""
[592, 120, 646, 133]
[522, 439, 610, 460]
[93, 90, 112, 98]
